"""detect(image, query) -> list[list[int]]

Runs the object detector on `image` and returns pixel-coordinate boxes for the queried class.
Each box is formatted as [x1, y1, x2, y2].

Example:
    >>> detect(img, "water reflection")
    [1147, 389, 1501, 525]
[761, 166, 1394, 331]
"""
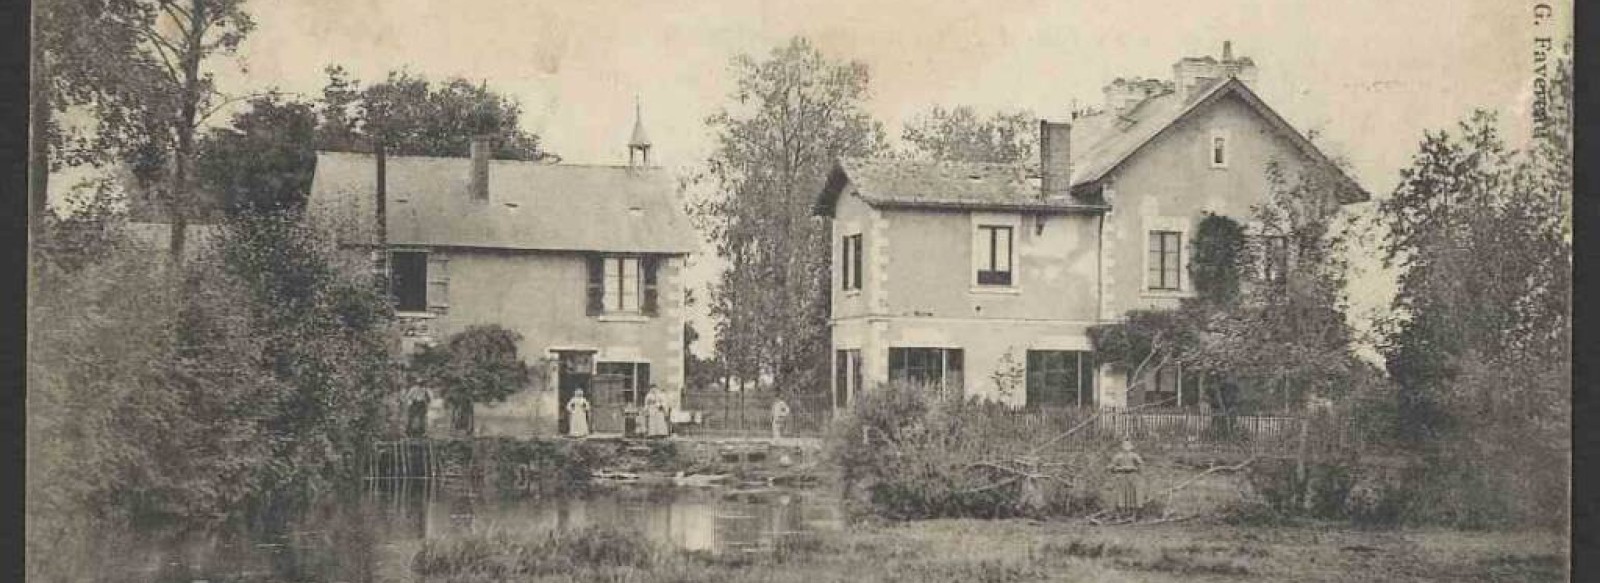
[133, 478, 840, 582]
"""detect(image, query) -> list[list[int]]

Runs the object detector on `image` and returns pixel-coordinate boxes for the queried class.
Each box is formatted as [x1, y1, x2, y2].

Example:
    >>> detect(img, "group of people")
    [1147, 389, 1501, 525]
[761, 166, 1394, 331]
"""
[563, 386, 672, 439]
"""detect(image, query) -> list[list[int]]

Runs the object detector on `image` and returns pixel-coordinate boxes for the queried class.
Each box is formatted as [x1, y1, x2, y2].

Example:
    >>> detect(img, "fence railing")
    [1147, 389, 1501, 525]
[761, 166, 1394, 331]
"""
[671, 392, 1356, 452]
[675, 390, 833, 438]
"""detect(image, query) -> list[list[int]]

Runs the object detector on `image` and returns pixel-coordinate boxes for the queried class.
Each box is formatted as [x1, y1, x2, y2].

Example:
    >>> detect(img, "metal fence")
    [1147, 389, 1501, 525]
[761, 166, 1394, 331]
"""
[675, 390, 834, 438]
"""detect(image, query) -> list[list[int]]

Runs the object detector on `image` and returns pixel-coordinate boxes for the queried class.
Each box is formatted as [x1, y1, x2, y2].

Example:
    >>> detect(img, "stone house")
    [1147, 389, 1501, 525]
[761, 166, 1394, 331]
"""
[815, 44, 1366, 412]
[308, 117, 696, 436]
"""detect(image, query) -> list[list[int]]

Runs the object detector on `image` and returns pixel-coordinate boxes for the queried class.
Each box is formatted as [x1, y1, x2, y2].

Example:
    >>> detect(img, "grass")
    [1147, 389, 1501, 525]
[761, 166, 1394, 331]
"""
[409, 518, 1566, 583]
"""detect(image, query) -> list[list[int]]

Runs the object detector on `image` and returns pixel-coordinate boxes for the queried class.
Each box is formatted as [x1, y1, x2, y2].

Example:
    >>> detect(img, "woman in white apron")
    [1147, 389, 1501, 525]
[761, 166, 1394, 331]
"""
[643, 386, 670, 438]
[567, 390, 592, 438]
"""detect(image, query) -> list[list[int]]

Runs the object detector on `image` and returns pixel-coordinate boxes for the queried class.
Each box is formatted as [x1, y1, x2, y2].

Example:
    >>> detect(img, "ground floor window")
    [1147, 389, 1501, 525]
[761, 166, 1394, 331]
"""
[835, 349, 862, 408]
[1144, 363, 1203, 408]
[1025, 350, 1095, 408]
[888, 347, 963, 389]
[595, 362, 651, 406]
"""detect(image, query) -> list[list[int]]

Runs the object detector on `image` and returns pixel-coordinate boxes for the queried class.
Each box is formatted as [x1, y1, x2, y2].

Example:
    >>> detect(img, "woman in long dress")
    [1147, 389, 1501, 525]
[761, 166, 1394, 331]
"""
[643, 386, 670, 438]
[567, 390, 592, 438]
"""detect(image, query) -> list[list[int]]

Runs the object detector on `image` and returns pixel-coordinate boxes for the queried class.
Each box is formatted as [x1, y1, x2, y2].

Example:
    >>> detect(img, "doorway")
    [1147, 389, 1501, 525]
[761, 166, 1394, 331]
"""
[555, 350, 595, 435]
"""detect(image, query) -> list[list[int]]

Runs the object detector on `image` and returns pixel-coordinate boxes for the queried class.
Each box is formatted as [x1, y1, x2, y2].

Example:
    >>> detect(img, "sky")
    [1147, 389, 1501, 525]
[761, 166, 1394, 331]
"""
[52, 0, 1570, 357]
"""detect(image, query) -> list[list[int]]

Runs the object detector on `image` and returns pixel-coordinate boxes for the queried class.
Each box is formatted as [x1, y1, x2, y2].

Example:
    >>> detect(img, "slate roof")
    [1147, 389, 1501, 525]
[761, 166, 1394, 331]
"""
[817, 78, 1366, 215]
[309, 152, 696, 254]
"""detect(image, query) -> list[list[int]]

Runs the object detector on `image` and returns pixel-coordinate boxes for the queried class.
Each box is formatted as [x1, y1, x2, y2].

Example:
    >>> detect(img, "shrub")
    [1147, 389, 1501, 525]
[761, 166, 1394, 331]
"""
[825, 381, 1103, 520]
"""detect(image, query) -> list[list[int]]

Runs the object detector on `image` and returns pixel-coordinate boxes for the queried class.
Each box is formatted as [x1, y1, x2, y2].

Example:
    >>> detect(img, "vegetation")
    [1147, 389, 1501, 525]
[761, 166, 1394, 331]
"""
[412, 325, 531, 437]
[315, 66, 554, 162]
[406, 520, 1566, 583]
[900, 106, 1038, 164]
[826, 381, 1107, 520]
[27, 204, 397, 581]
[691, 37, 888, 396]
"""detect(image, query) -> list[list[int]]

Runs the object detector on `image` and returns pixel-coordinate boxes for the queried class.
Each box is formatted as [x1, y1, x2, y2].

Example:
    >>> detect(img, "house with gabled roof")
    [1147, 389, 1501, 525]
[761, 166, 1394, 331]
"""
[308, 109, 696, 437]
[815, 43, 1366, 412]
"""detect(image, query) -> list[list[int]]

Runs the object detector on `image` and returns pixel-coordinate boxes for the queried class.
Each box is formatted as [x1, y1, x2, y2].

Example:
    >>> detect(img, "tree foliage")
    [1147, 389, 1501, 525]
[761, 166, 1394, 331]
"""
[315, 66, 553, 161]
[900, 106, 1036, 163]
[412, 325, 530, 435]
[27, 204, 397, 563]
[692, 37, 887, 393]
[197, 94, 319, 216]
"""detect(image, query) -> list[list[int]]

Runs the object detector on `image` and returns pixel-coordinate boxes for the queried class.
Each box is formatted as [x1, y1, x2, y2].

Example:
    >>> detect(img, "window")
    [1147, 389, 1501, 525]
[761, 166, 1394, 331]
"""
[595, 362, 651, 406]
[976, 225, 1013, 286]
[604, 258, 640, 312]
[1259, 235, 1289, 284]
[391, 251, 429, 312]
[841, 234, 863, 291]
[1144, 364, 1203, 408]
[588, 256, 659, 316]
[835, 349, 862, 408]
[1147, 231, 1183, 291]
[1211, 135, 1227, 167]
[889, 348, 963, 389]
[1025, 351, 1096, 408]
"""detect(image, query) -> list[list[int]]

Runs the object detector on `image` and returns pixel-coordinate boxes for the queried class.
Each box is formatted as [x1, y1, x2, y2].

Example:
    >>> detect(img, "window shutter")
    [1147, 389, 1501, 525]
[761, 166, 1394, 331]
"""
[425, 254, 450, 312]
[638, 363, 652, 390]
[642, 256, 660, 316]
[852, 235, 863, 290]
[586, 255, 604, 316]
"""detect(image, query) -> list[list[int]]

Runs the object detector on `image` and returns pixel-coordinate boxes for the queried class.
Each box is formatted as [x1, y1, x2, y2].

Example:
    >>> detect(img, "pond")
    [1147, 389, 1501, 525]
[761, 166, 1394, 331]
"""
[128, 478, 843, 582]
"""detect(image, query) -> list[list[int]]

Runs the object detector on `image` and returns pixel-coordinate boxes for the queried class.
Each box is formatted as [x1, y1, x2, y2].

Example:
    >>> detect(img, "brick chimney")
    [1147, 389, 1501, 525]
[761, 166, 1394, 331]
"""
[469, 135, 491, 200]
[1103, 77, 1173, 115]
[1039, 120, 1072, 197]
[1173, 40, 1258, 101]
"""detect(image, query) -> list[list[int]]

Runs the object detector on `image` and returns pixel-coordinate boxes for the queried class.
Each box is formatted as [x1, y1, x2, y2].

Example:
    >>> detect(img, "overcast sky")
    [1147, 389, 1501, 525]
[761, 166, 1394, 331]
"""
[55, 0, 1569, 356]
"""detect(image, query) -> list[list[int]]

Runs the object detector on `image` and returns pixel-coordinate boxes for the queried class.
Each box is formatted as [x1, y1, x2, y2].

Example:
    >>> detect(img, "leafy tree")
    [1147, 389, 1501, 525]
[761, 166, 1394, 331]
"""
[412, 325, 531, 436]
[693, 37, 887, 395]
[1374, 49, 1570, 528]
[317, 67, 554, 161]
[197, 94, 319, 215]
[900, 105, 1036, 163]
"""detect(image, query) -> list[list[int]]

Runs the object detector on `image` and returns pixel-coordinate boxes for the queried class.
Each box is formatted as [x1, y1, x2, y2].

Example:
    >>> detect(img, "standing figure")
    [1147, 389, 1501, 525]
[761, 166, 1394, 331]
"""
[403, 384, 431, 438]
[567, 390, 592, 438]
[1107, 440, 1146, 514]
[770, 397, 790, 441]
[643, 385, 671, 438]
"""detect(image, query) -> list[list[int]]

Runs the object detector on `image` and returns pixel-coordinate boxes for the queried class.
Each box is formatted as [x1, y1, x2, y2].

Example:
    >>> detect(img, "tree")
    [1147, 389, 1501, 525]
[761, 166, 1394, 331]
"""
[319, 67, 554, 161]
[196, 94, 318, 215]
[901, 105, 1036, 163]
[412, 325, 530, 436]
[693, 37, 887, 395]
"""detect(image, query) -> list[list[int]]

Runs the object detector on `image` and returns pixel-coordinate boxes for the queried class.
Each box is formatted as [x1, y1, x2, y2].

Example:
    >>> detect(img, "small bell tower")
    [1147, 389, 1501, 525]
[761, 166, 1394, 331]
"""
[628, 96, 653, 166]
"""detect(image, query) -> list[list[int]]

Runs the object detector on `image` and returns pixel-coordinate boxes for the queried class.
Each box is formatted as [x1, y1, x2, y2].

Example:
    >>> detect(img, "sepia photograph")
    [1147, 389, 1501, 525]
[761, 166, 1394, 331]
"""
[24, 0, 1574, 581]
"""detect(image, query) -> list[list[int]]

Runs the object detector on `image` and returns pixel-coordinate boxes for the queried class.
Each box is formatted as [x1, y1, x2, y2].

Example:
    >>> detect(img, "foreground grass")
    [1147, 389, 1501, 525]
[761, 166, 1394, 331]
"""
[411, 519, 1566, 583]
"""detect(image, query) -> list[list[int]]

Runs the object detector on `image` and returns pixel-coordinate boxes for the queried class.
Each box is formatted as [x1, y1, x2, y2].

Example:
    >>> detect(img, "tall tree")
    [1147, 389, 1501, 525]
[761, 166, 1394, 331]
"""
[901, 105, 1036, 164]
[694, 37, 886, 394]
[196, 94, 318, 216]
[123, 0, 256, 261]
[319, 67, 553, 161]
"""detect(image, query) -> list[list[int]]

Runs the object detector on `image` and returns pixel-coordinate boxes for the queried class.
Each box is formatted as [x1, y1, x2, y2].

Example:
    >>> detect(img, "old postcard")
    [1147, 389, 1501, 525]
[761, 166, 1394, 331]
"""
[27, 0, 1573, 580]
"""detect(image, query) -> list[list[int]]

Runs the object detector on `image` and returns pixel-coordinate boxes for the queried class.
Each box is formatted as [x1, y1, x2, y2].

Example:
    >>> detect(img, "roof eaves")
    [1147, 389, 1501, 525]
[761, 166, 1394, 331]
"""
[864, 197, 1109, 214]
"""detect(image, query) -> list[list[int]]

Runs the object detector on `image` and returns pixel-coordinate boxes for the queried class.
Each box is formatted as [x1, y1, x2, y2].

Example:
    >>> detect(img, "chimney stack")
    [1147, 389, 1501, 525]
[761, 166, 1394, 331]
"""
[1173, 40, 1257, 101]
[1039, 120, 1072, 197]
[469, 135, 491, 200]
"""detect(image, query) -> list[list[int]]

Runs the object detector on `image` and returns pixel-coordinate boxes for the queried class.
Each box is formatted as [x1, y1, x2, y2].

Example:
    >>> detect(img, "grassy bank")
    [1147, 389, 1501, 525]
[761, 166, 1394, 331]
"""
[410, 519, 1566, 582]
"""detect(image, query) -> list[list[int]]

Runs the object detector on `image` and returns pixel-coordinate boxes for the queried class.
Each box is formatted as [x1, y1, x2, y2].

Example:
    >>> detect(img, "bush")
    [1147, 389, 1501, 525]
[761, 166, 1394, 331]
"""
[825, 381, 1103, 520]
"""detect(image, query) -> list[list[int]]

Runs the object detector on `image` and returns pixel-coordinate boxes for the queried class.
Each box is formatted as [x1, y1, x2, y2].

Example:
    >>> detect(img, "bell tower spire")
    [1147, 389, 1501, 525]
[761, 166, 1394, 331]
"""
[628, 96, 653, 166]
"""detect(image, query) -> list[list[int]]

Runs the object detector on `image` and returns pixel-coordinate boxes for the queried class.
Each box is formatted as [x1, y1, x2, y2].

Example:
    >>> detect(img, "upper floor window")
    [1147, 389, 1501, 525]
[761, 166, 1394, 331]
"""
[1211, 135, 1228, 167]
[391, 250, 429, 312]
[1147, 230, 1183, 291]
[841, 233, 863, 291]
[976, 225, 1014, 286]
[587, 255, 660, 317]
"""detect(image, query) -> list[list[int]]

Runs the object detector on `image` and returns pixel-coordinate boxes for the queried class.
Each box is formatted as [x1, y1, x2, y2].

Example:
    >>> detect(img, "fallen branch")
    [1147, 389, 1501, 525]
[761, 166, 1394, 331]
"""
[1158, 455, 1258, 509]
